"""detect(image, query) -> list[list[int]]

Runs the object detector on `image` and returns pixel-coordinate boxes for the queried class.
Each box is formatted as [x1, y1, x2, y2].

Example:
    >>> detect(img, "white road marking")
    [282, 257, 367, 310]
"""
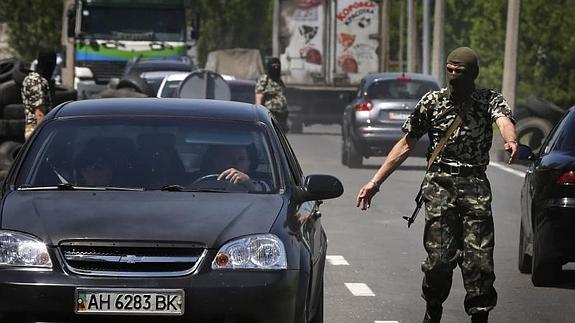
[345, 283, 375, 296]
[375, 321, 400, 323]
[489, 161, 526, 178]
[326, 255, 349, 266]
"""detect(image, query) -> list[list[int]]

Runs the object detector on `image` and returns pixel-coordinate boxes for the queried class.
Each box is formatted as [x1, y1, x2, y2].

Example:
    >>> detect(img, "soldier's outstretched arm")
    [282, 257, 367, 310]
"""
[356, 134, 418, 210]
[495, 116, 518, 163]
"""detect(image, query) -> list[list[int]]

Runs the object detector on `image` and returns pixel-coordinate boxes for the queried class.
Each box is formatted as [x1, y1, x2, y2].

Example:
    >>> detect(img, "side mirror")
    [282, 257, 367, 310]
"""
[66, 7, 76, 38]
[517, 143, 535, 161]
[296, 174, 344, 202]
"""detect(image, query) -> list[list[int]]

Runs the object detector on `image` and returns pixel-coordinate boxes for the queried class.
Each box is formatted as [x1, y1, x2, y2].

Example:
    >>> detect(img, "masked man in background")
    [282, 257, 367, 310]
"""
[255, 57, 289, 132]
[21, 49, 57, 140]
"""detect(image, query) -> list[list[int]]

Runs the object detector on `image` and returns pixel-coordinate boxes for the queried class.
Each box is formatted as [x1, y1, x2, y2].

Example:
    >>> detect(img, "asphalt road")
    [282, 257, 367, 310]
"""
[287, 125, 575, 323]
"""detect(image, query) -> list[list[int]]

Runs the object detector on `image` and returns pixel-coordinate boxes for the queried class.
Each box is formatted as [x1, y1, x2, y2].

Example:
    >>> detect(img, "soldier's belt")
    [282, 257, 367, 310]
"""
[428, 162, 486, 176]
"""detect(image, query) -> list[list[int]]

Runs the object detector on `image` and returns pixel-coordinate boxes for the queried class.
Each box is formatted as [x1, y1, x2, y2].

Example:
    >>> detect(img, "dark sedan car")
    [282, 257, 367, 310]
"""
[341, 72, 440, 168]
[519, 106, 575, 286]
[124, 58, 195, 94]
[0, 98, 343, 322]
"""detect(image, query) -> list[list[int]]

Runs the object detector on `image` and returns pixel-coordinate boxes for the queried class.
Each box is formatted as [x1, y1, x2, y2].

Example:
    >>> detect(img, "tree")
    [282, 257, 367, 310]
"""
[518, 0, 575, 109]
[189, 0, 273, 66]
[0, 0, 63, 62]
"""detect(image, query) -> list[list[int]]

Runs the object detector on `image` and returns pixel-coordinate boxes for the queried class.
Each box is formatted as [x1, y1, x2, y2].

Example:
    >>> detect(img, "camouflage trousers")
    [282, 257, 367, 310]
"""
[420, 171, 497, 315]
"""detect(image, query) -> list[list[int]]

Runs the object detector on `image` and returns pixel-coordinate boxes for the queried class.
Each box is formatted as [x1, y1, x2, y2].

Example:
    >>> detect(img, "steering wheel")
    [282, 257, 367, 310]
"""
[191, 174, 220, 185]
[191, 173, 250, 192]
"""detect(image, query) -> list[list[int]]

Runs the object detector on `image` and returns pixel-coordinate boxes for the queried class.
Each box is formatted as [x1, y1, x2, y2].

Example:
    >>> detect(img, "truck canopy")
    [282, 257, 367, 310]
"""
[205, 49, 264, 81]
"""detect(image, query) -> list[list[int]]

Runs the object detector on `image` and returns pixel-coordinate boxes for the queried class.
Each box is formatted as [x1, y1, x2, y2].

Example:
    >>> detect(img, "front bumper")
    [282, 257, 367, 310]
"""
[0, 263, 304, 323]
[539, 199, 575, 262]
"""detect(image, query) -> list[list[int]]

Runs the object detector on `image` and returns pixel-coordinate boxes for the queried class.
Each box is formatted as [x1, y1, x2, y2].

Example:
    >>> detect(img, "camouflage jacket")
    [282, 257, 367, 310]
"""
[402, 88, 514, 167]
[21, 71, 52, 126]
[255, 75, 287, 113]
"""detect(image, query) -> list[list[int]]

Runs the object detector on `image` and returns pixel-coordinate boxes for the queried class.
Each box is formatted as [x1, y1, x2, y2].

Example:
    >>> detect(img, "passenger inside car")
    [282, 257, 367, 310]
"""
[197, 144, 271, 192]
[74, 149, 115, 187]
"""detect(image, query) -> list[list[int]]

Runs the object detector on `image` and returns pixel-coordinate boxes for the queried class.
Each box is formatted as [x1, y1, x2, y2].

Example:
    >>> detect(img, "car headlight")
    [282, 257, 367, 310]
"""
[212, 234, 287, 270]
[0, 231, 52, 268]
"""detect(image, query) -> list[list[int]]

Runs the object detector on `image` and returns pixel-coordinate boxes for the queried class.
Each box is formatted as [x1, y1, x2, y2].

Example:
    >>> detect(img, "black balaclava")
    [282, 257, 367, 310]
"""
[266, 57, 281, 80]
[446, 47, 479, 103]
[36, 49, 57, 80]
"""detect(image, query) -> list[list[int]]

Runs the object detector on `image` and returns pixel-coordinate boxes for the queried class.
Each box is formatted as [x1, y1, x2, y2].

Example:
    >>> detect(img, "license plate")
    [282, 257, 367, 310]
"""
[75, 288, 184, 315]
[388, 112, 411, 121]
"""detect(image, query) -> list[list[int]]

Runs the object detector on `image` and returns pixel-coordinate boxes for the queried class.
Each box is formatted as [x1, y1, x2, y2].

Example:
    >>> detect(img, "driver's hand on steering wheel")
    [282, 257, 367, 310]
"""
[218, 168, 251, 184]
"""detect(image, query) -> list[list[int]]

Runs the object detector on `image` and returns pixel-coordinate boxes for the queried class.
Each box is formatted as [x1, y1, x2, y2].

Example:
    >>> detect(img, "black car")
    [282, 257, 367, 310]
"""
[0, 98, 343, 322]
[123, 58, 195, 94]
[519, 106, 575, 286]
[341, 73, 440, 168]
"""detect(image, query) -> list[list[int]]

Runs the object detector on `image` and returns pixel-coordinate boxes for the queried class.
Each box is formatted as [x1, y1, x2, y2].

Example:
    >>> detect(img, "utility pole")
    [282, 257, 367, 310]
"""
[379, 0, 390, 72]
[398, 0, 405, 71]
[502, 0, 521, 112]
[431, 0, 445, 85]
[407, 0, 416, 72]
[61, 0, 75, 88]
[272, 0, 280, 58]
[422, 0, 430, 74]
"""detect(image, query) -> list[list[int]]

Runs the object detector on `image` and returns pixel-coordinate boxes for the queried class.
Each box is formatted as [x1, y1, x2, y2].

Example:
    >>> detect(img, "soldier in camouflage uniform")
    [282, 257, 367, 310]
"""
[255, 57, 289, 131]
[356, 47, 518, 323]
[21, 50, 56, 140]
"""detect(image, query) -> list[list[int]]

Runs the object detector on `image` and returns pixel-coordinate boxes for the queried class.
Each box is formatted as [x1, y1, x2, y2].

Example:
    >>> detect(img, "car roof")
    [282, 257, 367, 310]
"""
[52, 98, 267, 123]
[127, 60, 194, 74]
[163, 72, 192, 82]
[363, 72, 440, 85]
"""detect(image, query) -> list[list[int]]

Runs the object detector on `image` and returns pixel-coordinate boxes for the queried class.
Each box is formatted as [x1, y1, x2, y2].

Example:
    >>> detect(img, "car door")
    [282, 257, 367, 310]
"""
[272, 119, 325, 310]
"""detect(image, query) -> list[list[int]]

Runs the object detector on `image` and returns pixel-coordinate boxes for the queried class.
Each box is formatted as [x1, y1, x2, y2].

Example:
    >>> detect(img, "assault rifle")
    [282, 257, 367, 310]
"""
[403, 182, 424, 228]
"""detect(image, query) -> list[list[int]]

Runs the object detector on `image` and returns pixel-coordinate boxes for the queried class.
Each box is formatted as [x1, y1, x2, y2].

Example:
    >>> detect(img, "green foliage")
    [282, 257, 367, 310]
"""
[0, 0, 63, 62]
[518, 0, 575, 109]
[189, 0, 273, 66]
[443, 0, 575, 109]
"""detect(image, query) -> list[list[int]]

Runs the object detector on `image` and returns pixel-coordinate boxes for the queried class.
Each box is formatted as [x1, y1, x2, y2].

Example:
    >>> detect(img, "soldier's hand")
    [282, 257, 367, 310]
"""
[504, 141, 518, 164]
[356, 181, 379, 211]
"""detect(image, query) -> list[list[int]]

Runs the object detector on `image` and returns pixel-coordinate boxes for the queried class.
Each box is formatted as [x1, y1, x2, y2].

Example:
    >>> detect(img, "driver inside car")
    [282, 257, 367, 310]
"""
[199, 144, 271, 192]
[75, 150, 115, 187]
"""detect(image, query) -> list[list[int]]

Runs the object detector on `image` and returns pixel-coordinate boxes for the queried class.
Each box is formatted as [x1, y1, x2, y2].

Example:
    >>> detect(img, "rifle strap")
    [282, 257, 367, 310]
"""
[426, 113, 464, 170]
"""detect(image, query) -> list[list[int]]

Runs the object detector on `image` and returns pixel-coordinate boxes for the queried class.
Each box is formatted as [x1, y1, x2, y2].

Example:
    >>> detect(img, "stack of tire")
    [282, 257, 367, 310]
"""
[0, 57, 77, 180]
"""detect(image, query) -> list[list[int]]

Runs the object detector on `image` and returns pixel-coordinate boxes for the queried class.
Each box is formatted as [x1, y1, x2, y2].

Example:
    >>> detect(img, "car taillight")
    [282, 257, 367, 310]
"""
[557, 171, 575, 185]
[355, 96, 373, 111]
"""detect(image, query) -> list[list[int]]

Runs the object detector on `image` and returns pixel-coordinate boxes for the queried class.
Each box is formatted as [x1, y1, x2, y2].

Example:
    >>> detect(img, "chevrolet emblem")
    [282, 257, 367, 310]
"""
[120, 255, 143, 264]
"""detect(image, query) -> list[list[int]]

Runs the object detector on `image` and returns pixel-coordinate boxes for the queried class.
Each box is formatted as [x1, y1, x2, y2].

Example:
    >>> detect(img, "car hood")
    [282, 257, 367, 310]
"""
[1, 191, 284, 248]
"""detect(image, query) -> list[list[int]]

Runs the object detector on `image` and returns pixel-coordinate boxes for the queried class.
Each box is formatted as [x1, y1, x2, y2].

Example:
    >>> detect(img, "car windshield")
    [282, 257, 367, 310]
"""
[16, 118, 278, 193]
[80, 6, 186, 42]
[160, 80, 183, 98]
[367, 79, 439, 100]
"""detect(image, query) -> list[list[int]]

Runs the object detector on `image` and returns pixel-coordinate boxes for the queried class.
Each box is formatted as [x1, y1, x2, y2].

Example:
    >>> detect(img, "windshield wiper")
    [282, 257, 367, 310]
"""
[17, 184, 144, 191]
[159, 184, 229, 193]
[160, 184, 186, 191]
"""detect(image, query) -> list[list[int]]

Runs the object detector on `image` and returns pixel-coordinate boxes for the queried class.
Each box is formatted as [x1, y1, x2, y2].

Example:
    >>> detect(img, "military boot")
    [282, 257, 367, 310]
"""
[471, 312, 488, 323]
[422, 304, 442, 323]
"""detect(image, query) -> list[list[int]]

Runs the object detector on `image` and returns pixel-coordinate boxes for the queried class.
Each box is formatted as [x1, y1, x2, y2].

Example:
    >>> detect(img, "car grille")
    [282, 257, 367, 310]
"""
[77, 61, 127, 84]
[60, 243, 207, 277]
